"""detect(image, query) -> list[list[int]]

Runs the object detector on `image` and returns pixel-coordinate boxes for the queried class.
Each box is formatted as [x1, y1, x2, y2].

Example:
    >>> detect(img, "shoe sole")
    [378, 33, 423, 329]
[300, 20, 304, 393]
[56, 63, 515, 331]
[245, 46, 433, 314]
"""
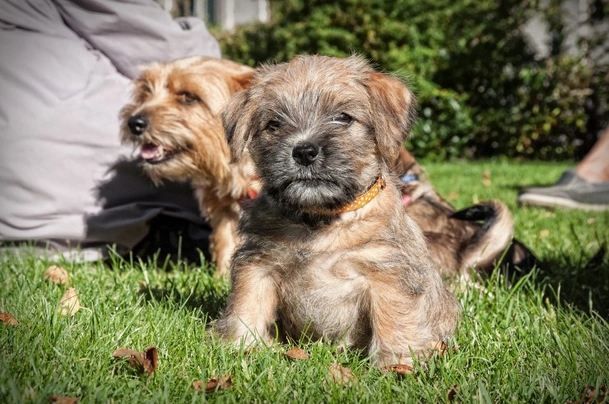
[518, 194, 609, 211]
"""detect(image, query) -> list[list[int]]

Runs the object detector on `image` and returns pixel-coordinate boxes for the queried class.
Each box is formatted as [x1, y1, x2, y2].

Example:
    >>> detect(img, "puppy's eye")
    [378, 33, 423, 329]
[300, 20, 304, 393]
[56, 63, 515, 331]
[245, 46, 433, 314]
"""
[331, 113, 353, 125]
[265, 120, 281, 132]
[177, 92, 199, 105]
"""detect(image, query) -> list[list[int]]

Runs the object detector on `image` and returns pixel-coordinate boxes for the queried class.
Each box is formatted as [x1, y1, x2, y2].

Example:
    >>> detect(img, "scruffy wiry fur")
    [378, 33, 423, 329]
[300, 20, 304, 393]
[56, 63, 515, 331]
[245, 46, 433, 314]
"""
[120, 56, 257, 277]
[216, 55, 460, 367]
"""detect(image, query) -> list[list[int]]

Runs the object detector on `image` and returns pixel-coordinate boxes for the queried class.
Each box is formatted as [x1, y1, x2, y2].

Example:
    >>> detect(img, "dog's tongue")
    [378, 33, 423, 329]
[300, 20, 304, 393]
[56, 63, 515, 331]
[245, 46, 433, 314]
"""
[141, 143, 160, 160]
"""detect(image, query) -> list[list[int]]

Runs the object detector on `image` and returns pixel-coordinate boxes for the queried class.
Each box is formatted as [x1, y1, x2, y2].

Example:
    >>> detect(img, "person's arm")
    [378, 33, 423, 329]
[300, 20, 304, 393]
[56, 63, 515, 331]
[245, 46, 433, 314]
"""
[53, 0, 221, 79]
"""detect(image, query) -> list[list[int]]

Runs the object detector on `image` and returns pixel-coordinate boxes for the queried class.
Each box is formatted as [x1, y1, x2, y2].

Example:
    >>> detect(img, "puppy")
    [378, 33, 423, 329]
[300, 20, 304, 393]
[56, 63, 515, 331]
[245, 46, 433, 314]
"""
[120, 56, 257, 276]
[216, 55, 459, 367]
[395, 148, 538, 278]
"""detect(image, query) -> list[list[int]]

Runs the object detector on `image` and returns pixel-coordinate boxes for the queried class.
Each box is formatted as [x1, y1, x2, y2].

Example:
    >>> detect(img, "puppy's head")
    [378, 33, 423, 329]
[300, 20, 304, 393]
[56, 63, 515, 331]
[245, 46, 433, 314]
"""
[121, 56, 254, 184]
[222, 55, 416, 212]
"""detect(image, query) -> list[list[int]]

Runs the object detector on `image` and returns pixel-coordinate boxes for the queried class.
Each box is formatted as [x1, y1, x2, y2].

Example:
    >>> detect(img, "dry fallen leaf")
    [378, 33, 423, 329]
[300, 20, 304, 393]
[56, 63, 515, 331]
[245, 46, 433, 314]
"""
[328, 362, 357, 385]
[201, 375, 233, 393]
[447, 384, 459, 402]
[448, 191, 459, 201]
[0, 312, 19, 326]
[566, 384, 608, 404]
[579, 385, 606, 404]
[112, 346, 158, 377]
[538, 229, 550, 238]
[44, 265, 69, 285]
[49, 396, 78, 404]
[381, 363, 413, 376]
[284, 347, 310, 360]
[427, 340, 449, 356]
[58, 287, 80, 316]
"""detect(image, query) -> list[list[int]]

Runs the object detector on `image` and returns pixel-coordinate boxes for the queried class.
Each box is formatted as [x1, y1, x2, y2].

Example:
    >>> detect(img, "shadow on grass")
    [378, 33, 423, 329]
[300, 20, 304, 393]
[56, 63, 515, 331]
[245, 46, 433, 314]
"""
[136, 271, 230, 320]
[534, 245, 609, 319]
[105, 246, 229, 321]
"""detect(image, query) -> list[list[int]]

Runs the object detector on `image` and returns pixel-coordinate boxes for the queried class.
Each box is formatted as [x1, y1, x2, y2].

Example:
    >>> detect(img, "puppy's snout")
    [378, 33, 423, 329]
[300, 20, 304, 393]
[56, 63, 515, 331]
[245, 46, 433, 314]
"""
[292, 143, 320, 166]
[127, 114, 149, 136]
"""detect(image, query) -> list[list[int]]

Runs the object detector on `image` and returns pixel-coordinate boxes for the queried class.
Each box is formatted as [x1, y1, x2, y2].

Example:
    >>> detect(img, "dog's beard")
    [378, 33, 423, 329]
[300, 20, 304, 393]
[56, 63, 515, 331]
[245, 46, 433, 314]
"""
[258, 154, 363, 211]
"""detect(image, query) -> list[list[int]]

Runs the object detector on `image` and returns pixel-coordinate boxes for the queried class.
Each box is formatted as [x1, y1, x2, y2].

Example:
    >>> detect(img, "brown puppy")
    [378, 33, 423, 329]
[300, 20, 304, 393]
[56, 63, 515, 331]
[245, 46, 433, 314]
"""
[216, 55, 459, 367]
[395, 148, 538, 278]
[121, 56, 257, 276]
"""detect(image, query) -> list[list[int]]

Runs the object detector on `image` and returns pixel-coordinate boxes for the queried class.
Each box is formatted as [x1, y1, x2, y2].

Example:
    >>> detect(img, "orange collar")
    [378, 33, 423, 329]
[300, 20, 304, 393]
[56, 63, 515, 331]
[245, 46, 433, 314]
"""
[300, 176, 386, 216]
[335, 175, 385, 214]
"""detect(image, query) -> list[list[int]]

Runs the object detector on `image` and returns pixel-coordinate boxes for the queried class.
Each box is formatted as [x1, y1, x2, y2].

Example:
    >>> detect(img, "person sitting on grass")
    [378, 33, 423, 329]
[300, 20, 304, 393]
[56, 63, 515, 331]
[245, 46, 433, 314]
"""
[0, 0, 220, 262]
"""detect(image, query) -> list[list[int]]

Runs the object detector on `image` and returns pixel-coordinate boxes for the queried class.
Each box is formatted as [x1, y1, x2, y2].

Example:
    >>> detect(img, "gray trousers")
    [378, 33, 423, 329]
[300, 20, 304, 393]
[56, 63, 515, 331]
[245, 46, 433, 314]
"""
[0, 0, 221, 260]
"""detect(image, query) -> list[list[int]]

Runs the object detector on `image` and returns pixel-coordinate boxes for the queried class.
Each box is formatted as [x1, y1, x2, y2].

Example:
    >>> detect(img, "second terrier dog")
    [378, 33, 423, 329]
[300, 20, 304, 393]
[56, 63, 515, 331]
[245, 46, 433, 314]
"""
[121, 56, 257, 276]
[395, 148, 538, 278]
[217, 55, 459, 366]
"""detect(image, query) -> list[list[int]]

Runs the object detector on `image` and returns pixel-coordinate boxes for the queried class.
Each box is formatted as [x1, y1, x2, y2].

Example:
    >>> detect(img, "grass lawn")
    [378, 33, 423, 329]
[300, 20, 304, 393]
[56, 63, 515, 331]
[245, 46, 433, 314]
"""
[1, 161, 608, 403]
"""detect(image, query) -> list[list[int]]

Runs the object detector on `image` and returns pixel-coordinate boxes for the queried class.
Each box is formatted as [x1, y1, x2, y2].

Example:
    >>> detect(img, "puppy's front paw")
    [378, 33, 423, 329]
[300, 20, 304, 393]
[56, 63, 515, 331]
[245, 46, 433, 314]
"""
[372, 351, 415, 369]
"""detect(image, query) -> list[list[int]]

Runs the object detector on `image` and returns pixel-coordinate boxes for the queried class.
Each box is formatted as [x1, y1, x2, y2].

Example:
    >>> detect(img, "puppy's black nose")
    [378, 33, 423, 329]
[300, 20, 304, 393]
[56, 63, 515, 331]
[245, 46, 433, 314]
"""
[127, 115, 148, 136]
[292, 143, 320, 166]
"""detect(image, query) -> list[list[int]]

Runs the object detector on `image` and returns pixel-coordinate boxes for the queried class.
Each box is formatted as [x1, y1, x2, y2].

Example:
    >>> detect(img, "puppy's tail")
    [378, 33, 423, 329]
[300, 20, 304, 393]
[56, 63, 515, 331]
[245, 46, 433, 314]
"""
[452, 200, 514, 273]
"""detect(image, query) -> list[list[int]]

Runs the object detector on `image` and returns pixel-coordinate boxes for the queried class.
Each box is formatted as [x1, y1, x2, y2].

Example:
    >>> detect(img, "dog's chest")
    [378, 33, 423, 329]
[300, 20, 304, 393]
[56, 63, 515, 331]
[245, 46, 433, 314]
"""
[276, 251, 371, 342]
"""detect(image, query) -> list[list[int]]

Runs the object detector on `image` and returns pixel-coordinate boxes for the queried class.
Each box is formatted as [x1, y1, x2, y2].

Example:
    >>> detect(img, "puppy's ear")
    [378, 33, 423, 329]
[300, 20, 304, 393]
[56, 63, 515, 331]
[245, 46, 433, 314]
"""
[366, 72, 417, 165]
[222, 89, 255, 162]
[231, 71, 255, 92]
[217, 59, 256, 93]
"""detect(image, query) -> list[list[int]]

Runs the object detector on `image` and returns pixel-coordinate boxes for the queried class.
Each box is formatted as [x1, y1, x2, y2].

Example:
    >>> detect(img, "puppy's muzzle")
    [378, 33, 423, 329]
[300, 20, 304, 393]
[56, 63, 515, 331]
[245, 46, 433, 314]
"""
[128, 114, 149, 136]
[292, 143, 320, 166]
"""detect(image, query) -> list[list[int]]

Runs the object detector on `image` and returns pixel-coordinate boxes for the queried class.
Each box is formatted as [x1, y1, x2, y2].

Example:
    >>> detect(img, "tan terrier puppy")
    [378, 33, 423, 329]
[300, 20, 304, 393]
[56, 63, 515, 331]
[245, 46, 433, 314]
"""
[216, 55, 460, 367]
[121, 56, 257, 276]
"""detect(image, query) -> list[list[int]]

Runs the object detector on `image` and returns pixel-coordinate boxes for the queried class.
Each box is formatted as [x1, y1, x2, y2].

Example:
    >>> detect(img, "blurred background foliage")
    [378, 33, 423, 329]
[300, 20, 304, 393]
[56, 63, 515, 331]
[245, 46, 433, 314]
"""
[215, 0, 608, 160]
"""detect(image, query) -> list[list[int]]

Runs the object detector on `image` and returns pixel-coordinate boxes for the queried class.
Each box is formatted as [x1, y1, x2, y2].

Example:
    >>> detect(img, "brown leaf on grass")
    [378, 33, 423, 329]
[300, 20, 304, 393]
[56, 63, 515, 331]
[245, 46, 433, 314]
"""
[284, 347, 310, 360]
[112, 346, 158, 377]
[481, 171, 491, 180]
[566, 384, 608, 404]
[481, 171, 492, 187]
[191, 380, 204, 391]
[448, 191, 459, 201]
[447, 384, 459, 402]
[580, 385, 606, 404]
[0, 312, 19, 326]
[201, 375, 233, 393]
[427, 340, 449, 356]
[49, 396, 78, 404]
[58, 288, 80, 316]
[381, 363, 413, 376]
[328, 362, 357, 385]
[44, 265, 69, 285]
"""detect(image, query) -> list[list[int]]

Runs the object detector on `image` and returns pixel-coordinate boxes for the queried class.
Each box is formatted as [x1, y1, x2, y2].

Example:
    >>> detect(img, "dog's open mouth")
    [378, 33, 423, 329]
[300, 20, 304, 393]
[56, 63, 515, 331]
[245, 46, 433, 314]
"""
[140, 143, 174, 165]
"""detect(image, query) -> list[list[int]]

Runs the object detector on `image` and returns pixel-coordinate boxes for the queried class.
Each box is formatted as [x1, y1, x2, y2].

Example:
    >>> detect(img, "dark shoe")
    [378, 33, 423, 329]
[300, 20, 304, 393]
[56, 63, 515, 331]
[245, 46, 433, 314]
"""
[518, 169, 609, 211]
